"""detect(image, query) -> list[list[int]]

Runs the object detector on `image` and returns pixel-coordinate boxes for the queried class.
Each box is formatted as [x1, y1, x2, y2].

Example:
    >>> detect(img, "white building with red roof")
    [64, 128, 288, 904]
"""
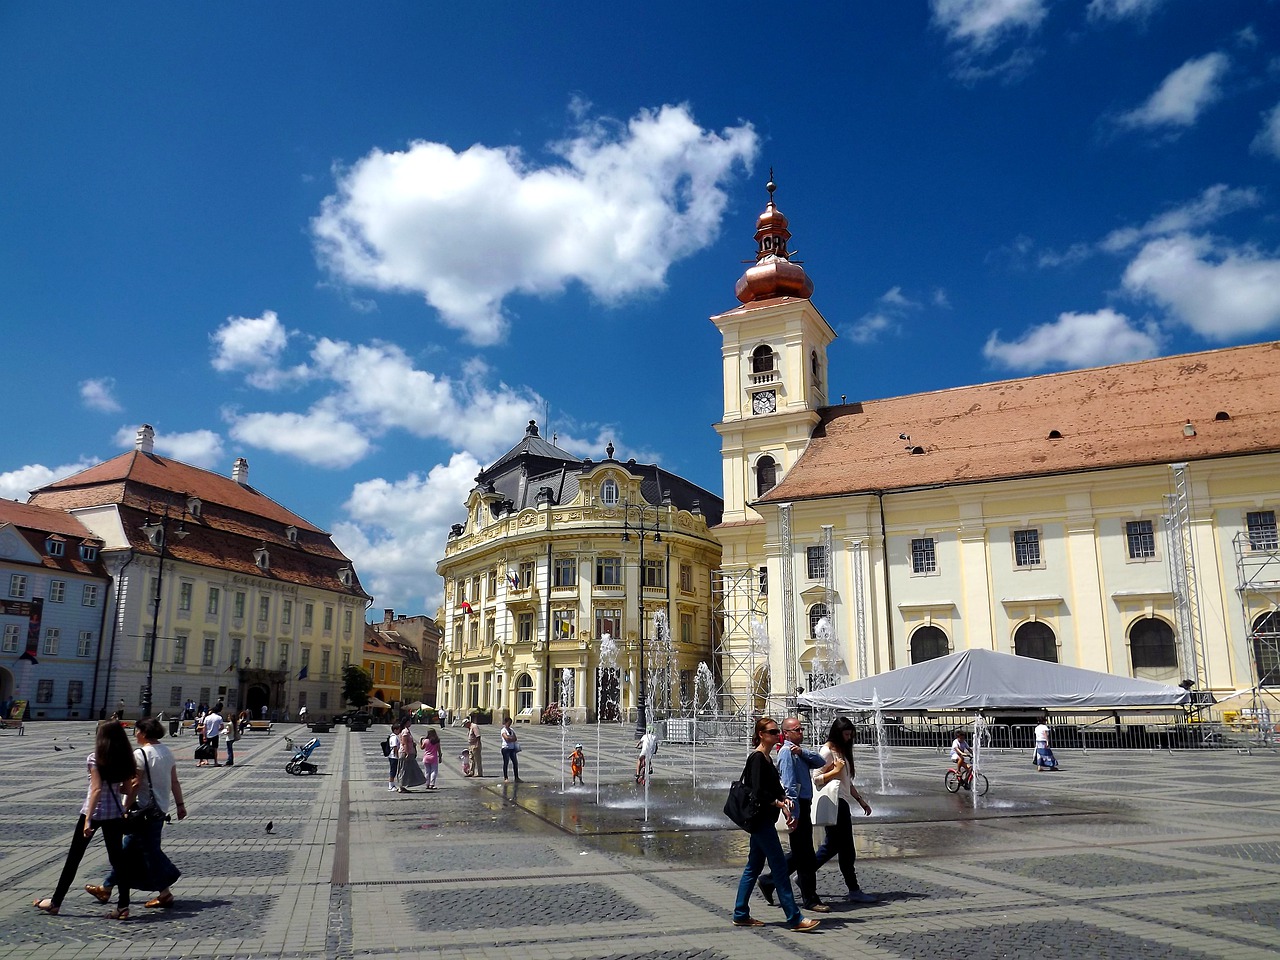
[27, 425, 370, 720]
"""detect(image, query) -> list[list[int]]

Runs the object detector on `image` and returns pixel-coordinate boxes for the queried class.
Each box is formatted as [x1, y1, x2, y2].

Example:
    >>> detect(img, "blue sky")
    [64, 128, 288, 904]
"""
[3, 1, 1279, 615]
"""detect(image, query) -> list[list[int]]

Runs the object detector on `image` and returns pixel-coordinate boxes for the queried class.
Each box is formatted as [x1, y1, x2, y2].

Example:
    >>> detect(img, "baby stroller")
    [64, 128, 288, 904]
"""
[285, 737, 321, 775]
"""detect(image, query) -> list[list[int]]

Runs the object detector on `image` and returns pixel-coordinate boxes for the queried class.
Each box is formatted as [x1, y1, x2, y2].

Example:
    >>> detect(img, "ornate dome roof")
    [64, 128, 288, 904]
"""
[734, 174, 814, 304]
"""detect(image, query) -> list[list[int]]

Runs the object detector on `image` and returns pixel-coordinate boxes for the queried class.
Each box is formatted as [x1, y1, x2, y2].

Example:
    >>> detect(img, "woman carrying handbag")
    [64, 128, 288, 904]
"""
[731, 717, 821, 933]
[812, 716, 877, 903]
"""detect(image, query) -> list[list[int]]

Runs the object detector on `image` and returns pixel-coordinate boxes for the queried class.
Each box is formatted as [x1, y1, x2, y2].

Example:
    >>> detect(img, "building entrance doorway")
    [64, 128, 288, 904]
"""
[245, 683, 270, 718]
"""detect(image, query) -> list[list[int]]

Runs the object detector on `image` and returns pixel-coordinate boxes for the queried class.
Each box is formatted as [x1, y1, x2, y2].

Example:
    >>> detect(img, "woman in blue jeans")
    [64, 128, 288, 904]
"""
[732, 717, 821, 933]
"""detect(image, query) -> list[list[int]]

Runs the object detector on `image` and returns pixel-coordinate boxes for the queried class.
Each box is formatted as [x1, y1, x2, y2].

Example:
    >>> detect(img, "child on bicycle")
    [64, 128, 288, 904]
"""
[950, 729, 973, 786]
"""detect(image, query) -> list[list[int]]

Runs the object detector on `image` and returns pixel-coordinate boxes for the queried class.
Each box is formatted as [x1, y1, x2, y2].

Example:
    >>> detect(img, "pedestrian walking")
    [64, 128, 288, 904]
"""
[759, 716, 832, 912]
[731, 717, 820, 933]
[223, 711, 238, 767]
[1034, 714, 1060, 770]
[419, 728, 441, 789]
[812, 716, 877, 903]
[395, 720, 427, 793]
[385, 723, 401, 790]
[500, 715, 522, 782]
[33, 720, 137, 919]
[201, 703, 225, 767]
[466, 718, 483, 777]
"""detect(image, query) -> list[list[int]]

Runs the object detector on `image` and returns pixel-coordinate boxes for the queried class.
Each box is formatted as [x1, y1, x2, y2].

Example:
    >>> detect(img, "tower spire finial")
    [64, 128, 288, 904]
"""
[733, 171, 814, 304]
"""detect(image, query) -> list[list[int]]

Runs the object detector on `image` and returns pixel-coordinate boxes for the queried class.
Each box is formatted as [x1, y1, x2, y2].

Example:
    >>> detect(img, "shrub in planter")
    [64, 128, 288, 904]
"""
[469, 708, 493, 725]
[539, 702, 563, 725]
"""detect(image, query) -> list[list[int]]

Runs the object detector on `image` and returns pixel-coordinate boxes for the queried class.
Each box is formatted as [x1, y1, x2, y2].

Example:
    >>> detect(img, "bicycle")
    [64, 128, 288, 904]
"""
[944, 764, 989, 796]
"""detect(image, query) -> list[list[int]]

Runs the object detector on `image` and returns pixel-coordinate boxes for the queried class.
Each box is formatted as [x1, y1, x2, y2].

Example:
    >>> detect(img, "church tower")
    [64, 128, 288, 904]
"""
[712, 175, 835, 526]
[711, 175, 836, 714]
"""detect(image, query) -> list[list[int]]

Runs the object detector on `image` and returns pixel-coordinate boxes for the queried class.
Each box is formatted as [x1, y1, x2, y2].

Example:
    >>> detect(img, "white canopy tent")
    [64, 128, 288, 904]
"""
[797, 648, 1190, 713]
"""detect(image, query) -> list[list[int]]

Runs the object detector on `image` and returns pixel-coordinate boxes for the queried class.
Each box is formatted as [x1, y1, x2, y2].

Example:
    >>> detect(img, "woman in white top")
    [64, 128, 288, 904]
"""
[812, 716, 877, 903]
[500, 716, 522, 782]
[1033, 714, 1060, 771]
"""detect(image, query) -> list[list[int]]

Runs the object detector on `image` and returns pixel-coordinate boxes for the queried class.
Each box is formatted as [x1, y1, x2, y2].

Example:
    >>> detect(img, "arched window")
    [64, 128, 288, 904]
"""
[1013, 621, 1058, 662]
[601, 478, 619, 506]
[810, 349, 820, 379]
[910, 625, 949, 663]
[1252, 612, 1280, 686]
[515, 672, 534, 713]
[756, 456, 777, 497]
[1129, 618, 1177, 669]
[808, 603, 829, 639]
[751, 345, 774, 374]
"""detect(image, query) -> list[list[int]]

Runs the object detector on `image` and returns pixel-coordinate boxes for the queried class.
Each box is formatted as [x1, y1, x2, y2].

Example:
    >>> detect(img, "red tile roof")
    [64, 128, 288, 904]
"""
[760, 340, 1280, 503]
[0, 499, 108, 577]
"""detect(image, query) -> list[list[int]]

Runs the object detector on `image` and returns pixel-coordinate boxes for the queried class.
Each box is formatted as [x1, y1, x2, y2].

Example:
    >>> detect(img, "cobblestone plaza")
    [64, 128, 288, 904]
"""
[1, 721, 1277, 959]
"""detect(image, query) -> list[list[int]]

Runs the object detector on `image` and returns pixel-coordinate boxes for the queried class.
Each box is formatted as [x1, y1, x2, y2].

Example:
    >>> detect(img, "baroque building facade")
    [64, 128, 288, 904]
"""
[437, 422, 723, 723]
[713, 179, 1280, 715]
[28, 425, 370, 719]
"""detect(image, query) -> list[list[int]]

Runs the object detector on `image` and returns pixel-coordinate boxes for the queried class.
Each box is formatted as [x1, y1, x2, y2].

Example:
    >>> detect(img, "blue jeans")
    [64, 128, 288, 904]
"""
[735, 824, 802, 926]
[502, 746, 519, 779]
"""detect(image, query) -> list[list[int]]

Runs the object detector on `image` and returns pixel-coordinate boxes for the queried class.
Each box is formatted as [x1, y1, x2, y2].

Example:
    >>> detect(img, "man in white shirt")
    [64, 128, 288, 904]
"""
[202, 703, 225, 767]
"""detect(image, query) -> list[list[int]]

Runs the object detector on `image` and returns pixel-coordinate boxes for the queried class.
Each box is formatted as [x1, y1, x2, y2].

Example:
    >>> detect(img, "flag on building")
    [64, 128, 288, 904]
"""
[297, 665, 308, 681]
[460, 601, 473, 614]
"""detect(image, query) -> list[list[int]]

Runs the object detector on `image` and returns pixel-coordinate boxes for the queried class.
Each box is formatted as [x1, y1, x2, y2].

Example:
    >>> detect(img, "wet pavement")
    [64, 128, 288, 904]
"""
[1, 718, 1278, 959]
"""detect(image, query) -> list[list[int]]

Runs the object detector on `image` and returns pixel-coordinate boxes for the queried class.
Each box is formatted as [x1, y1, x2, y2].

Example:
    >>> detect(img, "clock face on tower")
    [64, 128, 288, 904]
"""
[752, 390, 776, 415]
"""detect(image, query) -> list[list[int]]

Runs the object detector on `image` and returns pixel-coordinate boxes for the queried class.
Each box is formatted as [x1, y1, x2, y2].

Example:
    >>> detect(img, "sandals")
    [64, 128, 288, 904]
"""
[145, 893, 175, 909]
[106, 907, 130, 921]
[33, 898, 59, 915]
[85, 884, 112, 904]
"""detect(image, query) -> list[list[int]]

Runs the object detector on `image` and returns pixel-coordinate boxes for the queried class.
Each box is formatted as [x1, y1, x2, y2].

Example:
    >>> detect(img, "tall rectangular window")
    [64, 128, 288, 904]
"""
[1013, 529, 1042, 568]
[642, 558, 665, 588]
[1247, 510, 1278, 551]
[301, 645, 311, 670]
[279, 642, 290, 669]
[759, 566, 768, 597]
[595, 556, 622, 585]
[911, 537, 937, 574]
[595, 608, 621, 639]
[487, 569, 498, 596]
[1126, 520, 1156, 559]
[82, 584, 98, 606]
[68, 680, 84, 704]
[78, 631, 93, 657]
[680, 612, 694, 645]
[344, 609, 353, 634]
[207, 587, 220, 617]
[484, 617, 495, 646]
[42, 628, 60, 656]
[173, 635, 187, 664]
[230, 637, 242, 667]
[320, 648, 331, 676]
[304, 603, 314, 629]
[323, 607, 333, 631]
[258, 596, 270, 622]
[9, 574, 27, 598]
[679, 563, 693, 591]
[468, 621, 479, 649]
[255, 640, 267, 667]
[203, 637, 216, 666]
[553, 609, 577, 638]
[553, 557, 577, 587]
[169, 686, 182, 708]
[49, 580, 66, 603]
[37, 679, 53, 703]
[282, 599, 292, 626]
[1, 625, 16, 653]
[178, 582, 193, 612]
[143, 632, 155, 661]
[518, 560, 535, 588]
[517, 612, 534, 644]
[806, 545, 827, 580]
[234, 592, 246, 619]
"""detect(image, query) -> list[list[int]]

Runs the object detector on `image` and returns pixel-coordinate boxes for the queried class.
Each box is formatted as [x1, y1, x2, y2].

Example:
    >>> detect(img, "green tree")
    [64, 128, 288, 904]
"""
[342, 664, 373, 708]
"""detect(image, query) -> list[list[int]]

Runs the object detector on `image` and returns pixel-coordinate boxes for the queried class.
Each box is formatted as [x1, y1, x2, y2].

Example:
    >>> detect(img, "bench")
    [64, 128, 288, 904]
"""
[248, 720, 274, 734]
[0, 718, 24, 735]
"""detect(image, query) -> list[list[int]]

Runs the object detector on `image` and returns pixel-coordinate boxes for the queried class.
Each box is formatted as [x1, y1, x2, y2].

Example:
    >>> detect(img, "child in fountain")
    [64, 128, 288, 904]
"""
[635, 730, 657, 785]
[569, 744, 585, 785]
[950, 730, 973, 786]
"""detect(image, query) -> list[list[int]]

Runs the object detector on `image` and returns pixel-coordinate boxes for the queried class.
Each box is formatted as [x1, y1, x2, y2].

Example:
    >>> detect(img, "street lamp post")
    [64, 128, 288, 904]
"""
[621, 499, 662, 736]
[139, 503, 189, 719]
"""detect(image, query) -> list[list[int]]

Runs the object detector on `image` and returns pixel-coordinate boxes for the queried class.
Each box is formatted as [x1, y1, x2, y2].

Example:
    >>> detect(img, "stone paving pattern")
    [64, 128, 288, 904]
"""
[1, 719, 1278, 959]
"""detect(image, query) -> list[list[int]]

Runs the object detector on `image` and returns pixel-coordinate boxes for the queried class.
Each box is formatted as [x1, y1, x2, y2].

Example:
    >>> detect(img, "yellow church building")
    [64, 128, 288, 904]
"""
[712, 179, 1280, 717]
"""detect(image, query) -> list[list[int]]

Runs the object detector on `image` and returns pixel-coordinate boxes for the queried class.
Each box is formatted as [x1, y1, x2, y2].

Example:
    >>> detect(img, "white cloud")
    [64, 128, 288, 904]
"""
[1086, 0, 1166, 22]
[1122, 233, 1280, 339]
[79, 378, 122, 413]
[1252, 102, 1280, 160]
[1118, 52, 1229, 130]
[330, 453, 483, 612]
[113, 425, 225, 468]
[313, 104, 758, 345]
[931, 0, 1047, 51]
[984, 309, 1161, 371]
[211, 311, 310, 389]
[879, 286, 918, 308]
[933, 289, 952, 309]
[227, 409, 372, 468]
[848, 312, 896, 344]
[1100, 184, 1262, 252]
[0, 459, 97, 502]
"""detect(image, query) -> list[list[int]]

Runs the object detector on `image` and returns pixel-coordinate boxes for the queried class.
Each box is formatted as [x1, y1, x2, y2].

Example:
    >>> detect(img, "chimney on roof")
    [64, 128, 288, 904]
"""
[135, 424, 155, 455]
[232, 457, 249, 484]
[384, 608, 395, 625]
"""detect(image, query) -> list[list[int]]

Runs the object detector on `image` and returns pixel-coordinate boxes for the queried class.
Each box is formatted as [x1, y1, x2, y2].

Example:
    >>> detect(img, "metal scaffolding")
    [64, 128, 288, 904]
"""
[1233, 529, 1280, 739]
[711, 565, 767, 718]
[1164, 462, 1208, 688]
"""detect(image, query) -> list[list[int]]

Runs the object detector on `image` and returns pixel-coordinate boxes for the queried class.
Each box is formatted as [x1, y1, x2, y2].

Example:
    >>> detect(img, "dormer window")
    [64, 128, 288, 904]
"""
[338, 566, 353, 587]
[186, 497, 202, 519]
[79, 544, 98, 563]
[601, 478, 620, 506]
[254, 545, 270, 571]
[285, 525, 298, 544]
[46, 538, 65, 558]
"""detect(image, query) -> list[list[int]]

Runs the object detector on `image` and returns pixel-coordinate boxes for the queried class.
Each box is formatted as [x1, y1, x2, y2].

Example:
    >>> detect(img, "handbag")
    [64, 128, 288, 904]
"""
[125, 752, 166, 834]
[194, 741, 215, 761]
[813, 776, 840, 826]
[381, 739, 392, 757]
[723, 759, 764, 832]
